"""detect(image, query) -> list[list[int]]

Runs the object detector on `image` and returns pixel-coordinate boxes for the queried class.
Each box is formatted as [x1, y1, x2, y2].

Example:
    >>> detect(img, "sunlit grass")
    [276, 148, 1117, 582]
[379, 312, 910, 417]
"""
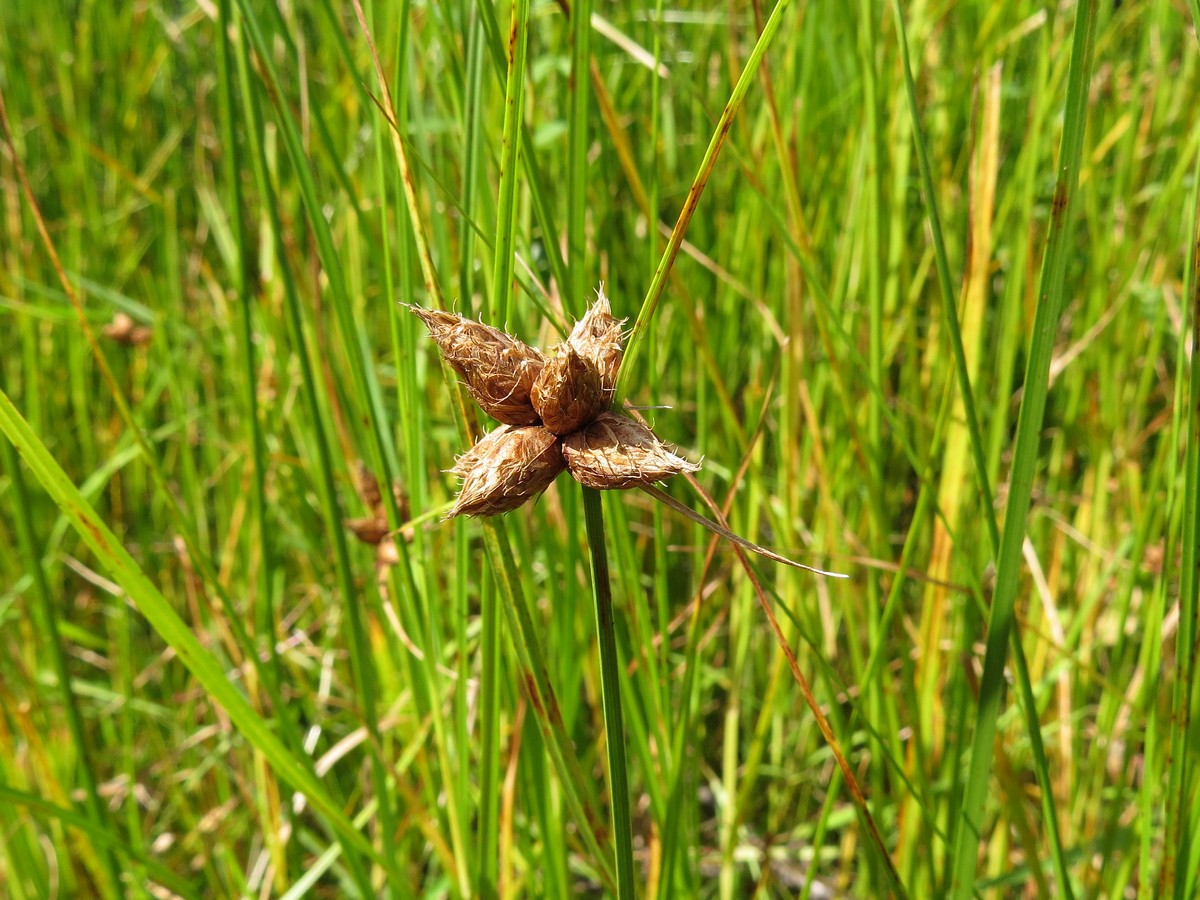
[1, 1, 1197, 897]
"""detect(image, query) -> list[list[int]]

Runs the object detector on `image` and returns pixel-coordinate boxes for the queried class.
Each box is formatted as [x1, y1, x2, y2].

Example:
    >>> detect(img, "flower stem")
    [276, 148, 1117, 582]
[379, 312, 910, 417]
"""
[581, 486, 636, 897]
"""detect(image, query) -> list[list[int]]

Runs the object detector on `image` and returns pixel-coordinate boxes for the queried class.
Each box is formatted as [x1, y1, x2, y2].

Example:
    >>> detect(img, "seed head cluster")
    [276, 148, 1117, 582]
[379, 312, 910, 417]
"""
[412, 290, 698, 517]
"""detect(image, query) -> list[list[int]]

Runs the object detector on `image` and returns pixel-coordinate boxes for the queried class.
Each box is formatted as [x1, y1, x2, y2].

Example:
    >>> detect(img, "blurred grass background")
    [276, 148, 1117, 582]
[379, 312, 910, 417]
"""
[1, 0, 1198, 897]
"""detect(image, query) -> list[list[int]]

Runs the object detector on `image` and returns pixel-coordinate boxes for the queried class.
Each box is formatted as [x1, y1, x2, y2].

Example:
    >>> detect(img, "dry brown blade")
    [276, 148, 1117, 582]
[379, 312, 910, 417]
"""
[0, 89, 120, 400]
[630, 362, 776, 657]
[499, 695, 526, 896]
[650, 479, 902, 889]
[0, 86, 268, 667]
[350, 0, 441, 310]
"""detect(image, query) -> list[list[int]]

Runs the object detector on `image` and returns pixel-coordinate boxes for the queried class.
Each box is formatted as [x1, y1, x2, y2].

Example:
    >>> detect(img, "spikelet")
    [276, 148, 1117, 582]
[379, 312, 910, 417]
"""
[412, 290, 698, 517]
[562, 412, 699, 490]
[565, 289, 624, 399]
[102, 312, 152, 347]
[411, 307, 544, 425]
[448, 425, 565, 517]
[356, 462, 382, 511]
[531, 344, 606, 435]
[345, 515, 390, 545]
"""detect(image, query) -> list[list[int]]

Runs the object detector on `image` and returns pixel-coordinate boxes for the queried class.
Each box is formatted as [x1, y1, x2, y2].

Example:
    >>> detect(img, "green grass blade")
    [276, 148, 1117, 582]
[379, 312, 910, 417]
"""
[947, 4, 1099, 897]
[0, 785, 196, 900]
[231, 5, 406, 889]
[566, 0, 593, 313]
[0, 386, 381, 868]
[889, 3, 1073, 895]
[492, 0, 531, 328]
[480, 519, 618, 892]
[616, 0, 792, 397]
[3, 3, 1192, 895]
[1165, 9, 1200, 893]
[215, 0, 281, 708]
[476, 0, 532, 890]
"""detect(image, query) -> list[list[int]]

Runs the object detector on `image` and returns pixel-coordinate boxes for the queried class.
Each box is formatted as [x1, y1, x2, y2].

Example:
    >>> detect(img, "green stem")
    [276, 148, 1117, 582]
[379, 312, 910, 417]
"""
[581, 486, 636, 897]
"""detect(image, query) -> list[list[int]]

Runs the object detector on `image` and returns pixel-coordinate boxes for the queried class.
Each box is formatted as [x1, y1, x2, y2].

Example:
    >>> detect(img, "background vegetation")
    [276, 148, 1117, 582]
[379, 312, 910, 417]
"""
[1, 0, 1198, 897]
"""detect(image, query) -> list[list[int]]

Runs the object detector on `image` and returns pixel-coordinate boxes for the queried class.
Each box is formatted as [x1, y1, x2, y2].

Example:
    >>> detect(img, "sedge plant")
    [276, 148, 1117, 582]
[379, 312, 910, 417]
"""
[3, 1, 1199, 898]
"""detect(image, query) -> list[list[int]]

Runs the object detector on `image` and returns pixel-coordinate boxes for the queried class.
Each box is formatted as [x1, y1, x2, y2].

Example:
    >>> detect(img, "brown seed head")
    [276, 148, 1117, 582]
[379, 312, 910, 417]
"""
[345, 515, 390, 545]
[562, 412, 699, 490]
[357, 462, 382, 511]
[531, 345, 606, 435]
[411, 307, 544, 425]
[103, 312, 153, 347]
[448, 425, 565, 517]
[392, 481, 411, 522]
[566, 290, 624, 399]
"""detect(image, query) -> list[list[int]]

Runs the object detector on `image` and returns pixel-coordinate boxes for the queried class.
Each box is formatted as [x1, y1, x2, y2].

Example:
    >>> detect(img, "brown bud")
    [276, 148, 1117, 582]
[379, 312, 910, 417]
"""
[530, 345, 606, 435]
[357, 462, 382, 511]
[377, 539, 400, 568]
[566, 291, 624, 398]
[345, 516, 390, 545]
[448, 425, 565, 517]
[103, 312, 153, 347]
[392, 481, 411, 522]
[411, 307, 544, 425]
[562, 412, 699, 490]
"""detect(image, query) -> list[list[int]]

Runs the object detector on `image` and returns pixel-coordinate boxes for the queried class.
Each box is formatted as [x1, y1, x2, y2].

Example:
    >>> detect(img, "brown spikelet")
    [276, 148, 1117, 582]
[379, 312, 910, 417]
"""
[411, 290, 698, 515]
[102, 312, 153, 347]
[531, 345, 606, 435]
[562, 412, 699, 489]
[411, 307, 544, 425]
[357, 462, 382, 511]
[345, 515, 390, 545]
[448, 425, 565, 517]
[392, 481, 411, 522]
[566, 289, 624, 397]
